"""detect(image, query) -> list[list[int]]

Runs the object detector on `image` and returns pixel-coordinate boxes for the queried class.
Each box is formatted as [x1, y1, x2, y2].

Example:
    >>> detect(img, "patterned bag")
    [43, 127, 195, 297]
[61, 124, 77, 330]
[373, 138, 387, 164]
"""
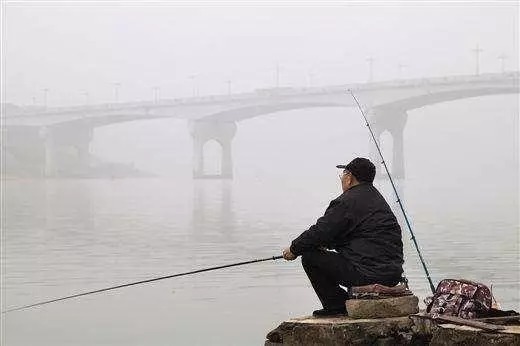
[425, 279, 492, 319]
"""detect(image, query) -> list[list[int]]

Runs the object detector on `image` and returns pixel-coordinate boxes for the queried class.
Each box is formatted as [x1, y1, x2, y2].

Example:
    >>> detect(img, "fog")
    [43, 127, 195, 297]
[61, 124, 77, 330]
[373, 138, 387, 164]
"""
[5, 3, 518, 105]
[1, 1, 519, 345]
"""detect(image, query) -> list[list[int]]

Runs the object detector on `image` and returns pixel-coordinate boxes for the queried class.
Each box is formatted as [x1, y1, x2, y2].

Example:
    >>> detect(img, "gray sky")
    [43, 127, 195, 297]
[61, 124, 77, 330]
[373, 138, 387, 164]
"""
[3, 1, 519, 106]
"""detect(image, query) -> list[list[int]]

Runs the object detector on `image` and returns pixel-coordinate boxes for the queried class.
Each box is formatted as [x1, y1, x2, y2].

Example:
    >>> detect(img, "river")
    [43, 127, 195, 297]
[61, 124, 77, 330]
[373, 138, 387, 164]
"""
[2, 99, 519, 345]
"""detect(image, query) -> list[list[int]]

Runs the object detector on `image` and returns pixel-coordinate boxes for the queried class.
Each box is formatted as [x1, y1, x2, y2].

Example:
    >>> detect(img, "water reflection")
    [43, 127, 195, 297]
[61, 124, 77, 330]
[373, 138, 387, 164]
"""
[44, 181, 95, 237]
[191, 180, 235, 238]
[374, 177, 408, 246]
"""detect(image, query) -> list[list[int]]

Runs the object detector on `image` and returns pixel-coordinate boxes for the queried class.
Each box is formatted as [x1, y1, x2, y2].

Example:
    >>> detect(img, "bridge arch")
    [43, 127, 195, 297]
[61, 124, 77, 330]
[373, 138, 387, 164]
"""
[202, 139, 223, 176]
[189, 121, 237, 179]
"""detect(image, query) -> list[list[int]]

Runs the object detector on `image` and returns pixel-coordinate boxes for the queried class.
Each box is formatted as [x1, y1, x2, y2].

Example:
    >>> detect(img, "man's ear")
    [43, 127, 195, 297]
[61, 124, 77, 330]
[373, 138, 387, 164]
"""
[344, 176, 350, 188]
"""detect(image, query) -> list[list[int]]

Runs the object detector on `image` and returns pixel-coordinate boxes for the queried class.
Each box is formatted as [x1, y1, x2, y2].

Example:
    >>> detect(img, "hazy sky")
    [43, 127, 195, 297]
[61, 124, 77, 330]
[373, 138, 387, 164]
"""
[3, 1, 519, 106]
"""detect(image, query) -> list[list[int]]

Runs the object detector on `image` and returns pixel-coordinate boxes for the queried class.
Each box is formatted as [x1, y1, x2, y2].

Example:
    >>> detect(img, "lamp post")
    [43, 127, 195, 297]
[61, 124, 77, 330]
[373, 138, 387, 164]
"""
[152, 86, 160, 104]
[42, 88, 49, 108]
[307, 69, 315, 88]
[366, 57, 374, 83]
[471, 44, 483, 75]
[189, 75, 199, 97]
[81, 90, 89, 106]
[397, 63, 407, 79]
[498, 54, 507, 73]
[226, 80, 231, 96]
[275, 63, 280, 88]
[113, 82, 121, 103]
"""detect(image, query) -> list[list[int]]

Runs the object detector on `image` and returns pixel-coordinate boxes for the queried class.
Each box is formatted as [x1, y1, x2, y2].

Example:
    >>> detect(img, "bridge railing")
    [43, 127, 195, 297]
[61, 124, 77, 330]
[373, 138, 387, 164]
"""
[4, 71, 518, 118]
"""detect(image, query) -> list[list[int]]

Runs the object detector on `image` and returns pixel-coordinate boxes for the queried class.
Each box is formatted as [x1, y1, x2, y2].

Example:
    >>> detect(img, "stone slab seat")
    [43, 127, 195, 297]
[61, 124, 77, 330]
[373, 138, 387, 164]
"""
[346, 283, 419, 319]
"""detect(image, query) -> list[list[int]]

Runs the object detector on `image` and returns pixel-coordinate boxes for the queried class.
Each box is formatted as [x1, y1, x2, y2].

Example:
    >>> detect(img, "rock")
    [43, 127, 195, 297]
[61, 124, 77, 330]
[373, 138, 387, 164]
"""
[409, 312, 434, 344]
[265, 315, 414, 345]
[266, 310, 520, 345]
[430, 323, 520, 346]
[346, 295, 419, 319]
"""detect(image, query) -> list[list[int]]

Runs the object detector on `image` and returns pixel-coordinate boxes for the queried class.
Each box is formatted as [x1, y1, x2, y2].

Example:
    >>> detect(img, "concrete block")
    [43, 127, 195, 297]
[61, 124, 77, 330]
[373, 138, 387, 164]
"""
[430, 323, 520, 346]
[265, 315, 414, 346]
[346, 295, 419, 319]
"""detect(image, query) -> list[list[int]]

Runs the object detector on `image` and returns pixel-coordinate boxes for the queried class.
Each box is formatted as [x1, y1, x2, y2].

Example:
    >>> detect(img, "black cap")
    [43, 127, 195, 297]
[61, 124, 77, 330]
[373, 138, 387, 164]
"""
[336, 157, 376, 183]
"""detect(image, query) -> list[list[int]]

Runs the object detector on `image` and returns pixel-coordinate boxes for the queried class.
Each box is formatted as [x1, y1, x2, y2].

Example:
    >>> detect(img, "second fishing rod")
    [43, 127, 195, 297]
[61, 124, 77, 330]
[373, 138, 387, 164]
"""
[349, 89, 435, 294]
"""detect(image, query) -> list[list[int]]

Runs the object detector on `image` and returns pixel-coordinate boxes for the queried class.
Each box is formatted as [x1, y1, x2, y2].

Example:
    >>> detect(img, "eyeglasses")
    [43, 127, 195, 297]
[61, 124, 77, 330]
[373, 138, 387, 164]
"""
[338, 170, 351, 179]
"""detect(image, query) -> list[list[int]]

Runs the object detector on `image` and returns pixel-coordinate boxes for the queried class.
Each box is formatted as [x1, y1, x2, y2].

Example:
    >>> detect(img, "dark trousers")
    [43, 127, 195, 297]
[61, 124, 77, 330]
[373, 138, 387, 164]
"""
[301, 250, 398, 309]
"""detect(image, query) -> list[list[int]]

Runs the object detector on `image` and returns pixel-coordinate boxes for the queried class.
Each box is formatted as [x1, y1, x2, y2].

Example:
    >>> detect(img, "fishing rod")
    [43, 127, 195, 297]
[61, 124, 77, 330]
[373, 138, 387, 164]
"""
[2, 255, 283, 314]
[349, 90, 436, 294]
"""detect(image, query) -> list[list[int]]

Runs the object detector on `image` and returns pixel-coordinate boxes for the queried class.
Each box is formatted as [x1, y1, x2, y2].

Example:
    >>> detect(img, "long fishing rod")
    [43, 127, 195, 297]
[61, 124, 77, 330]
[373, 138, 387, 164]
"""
[2, 255, 283, 314]
[349, 90, 436, 294]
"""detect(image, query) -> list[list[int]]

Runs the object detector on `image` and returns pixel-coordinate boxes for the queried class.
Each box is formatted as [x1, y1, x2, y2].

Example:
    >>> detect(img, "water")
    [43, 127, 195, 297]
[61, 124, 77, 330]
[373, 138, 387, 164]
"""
[2, 99, 519, 345]
[2, 174, 518, 345]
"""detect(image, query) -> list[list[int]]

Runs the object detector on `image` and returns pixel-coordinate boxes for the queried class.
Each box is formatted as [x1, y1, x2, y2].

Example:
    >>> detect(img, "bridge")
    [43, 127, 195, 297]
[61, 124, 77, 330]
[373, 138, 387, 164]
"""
[3, 72, 519, 178]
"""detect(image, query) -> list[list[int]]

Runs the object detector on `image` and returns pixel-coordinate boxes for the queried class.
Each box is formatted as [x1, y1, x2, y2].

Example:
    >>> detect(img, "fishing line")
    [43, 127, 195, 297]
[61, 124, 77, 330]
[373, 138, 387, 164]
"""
[349, 89, 436, 294]
[2, 255, 283, 314]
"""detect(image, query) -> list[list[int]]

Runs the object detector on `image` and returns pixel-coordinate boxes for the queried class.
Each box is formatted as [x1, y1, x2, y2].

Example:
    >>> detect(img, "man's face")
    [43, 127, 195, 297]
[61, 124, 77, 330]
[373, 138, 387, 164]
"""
[339, 170, 353, 192]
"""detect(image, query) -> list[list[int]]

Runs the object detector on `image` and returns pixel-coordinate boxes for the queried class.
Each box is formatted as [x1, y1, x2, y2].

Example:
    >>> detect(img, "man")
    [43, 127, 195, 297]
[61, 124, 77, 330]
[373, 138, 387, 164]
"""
[282, 157, 404, 317]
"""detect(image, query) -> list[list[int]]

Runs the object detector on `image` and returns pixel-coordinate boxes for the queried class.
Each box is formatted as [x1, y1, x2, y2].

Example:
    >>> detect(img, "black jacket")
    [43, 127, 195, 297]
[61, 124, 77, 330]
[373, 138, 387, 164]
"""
[290, 183, 404, 281]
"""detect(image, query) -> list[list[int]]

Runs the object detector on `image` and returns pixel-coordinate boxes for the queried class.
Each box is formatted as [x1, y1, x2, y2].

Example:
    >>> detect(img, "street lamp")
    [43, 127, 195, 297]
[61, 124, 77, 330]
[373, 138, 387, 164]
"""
[366, 57, 375, 83]
[189, 75, 199, 97]
[81, 90, 89, 106]
[307, 69, 315, 88]
[397, 63, 407, 79]
[498, 54, 507, 73]
[42, 88, 49, 108]
[152, 86, 160, 104]
[471, 44, 483, 75]
[226, 80, 231, 96]
[275, 63, 280, 88]
[113, 82, 121, 103]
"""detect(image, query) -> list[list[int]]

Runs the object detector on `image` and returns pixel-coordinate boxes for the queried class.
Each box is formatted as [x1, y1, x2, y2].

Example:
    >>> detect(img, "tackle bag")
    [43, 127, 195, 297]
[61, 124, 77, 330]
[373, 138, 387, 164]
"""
[425, 278, 492, 319]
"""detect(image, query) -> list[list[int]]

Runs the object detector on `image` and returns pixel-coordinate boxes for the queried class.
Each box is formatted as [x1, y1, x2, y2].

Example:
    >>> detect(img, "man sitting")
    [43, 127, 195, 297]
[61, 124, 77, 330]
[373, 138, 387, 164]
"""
[282, 157, 404, 317]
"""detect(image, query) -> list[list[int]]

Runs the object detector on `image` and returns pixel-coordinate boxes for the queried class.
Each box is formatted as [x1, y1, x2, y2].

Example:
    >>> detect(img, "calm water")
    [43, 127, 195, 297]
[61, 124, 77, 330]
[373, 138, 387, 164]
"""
[2, 99, 519, 345]
[2, 174, 518, 346]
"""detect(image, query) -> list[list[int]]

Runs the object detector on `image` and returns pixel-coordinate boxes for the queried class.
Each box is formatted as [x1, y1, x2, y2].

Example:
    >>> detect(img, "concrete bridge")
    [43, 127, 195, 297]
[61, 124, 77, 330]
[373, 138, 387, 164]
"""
[3, 72, 519, 178]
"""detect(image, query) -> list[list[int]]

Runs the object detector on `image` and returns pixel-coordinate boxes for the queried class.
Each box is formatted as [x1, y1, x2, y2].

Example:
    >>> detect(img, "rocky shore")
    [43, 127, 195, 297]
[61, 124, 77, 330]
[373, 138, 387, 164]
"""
[265, 296, 520, 345]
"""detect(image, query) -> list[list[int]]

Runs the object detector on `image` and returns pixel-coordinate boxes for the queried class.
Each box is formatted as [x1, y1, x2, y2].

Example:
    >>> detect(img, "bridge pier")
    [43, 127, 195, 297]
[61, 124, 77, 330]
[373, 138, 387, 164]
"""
[189, 120, 237, 179]
[41, 127, 57, 176]
[3, 126, 45, 176]
[368, 122, 383, 177]
[40, 124, 93, 177]
[368, 108, 408, 179]
[389, 124, 405, 179]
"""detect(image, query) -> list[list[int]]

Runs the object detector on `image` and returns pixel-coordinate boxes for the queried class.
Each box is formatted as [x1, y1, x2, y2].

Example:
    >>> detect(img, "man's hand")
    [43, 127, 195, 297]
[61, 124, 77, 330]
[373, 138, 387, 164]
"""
[282, 247, 297, 261]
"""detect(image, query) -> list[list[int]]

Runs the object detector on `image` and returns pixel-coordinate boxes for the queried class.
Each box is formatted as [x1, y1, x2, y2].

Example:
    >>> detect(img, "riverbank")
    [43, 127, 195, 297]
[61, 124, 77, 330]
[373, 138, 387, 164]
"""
[265, 294, 520, 345]
[265, 313, 520, 345]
